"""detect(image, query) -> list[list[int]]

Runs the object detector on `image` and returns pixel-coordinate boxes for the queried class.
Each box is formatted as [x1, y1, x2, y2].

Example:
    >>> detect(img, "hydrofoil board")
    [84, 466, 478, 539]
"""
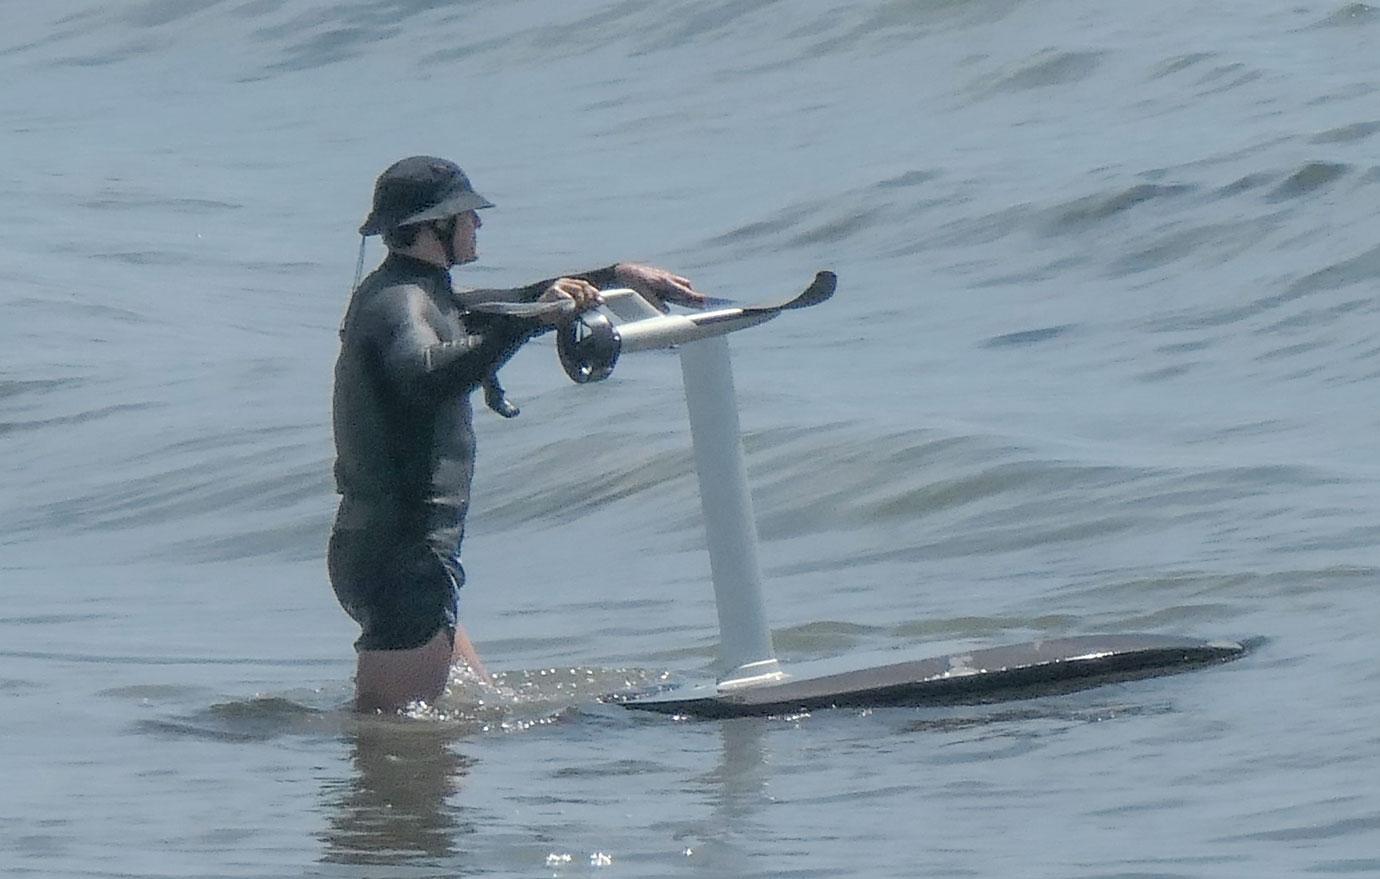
[618, 634, 1244, 718]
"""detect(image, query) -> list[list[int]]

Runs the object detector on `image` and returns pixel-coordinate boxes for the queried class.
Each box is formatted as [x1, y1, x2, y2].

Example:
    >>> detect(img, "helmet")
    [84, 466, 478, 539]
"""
[358, 155, 494, 236]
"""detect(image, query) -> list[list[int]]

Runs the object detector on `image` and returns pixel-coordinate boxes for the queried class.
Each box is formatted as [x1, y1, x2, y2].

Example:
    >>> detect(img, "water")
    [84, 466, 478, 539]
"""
[3, 1, 1379, 875]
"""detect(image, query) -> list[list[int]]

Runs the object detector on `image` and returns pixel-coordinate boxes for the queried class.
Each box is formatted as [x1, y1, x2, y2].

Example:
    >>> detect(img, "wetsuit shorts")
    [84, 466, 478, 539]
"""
[327, 527, 464, 652]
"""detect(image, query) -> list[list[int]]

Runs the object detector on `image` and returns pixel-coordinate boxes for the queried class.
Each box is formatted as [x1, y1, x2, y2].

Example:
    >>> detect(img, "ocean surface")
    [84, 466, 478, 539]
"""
[3, 1, 1379, 876]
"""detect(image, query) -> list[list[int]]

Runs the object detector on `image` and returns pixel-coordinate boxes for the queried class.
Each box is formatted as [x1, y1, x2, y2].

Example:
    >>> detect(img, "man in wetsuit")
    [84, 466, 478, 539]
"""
[330, 156, 703, 712]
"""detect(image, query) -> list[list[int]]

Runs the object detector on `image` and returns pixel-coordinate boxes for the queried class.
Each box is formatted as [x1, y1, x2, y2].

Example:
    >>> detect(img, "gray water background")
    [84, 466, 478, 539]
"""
[3, 1, 1379, 876]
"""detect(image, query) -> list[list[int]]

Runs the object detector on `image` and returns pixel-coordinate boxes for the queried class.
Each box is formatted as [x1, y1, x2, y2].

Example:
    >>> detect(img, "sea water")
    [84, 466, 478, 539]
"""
[2, 2, 1379, 876]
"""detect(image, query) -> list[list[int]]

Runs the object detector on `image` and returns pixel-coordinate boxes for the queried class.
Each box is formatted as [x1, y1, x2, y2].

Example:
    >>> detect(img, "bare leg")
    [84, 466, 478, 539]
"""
[354, 629, 454, 713]
[451, 623, 491, 684]
[353, 625, 491, 712]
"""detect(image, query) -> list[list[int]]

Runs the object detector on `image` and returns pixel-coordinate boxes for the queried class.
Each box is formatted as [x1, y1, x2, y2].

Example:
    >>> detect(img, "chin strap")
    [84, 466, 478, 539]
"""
[437, 217, 459, 267]
[352, 235, 366, 289]
[341, 234, 368, 340]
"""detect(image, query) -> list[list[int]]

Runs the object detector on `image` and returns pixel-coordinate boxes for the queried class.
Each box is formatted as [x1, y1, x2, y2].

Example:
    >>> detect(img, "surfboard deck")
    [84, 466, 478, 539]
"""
[615, 634, 1245, 718]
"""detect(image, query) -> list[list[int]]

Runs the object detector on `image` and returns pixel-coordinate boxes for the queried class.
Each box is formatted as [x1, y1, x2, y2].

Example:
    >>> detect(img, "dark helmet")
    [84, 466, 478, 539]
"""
[358, 155, 494, 236]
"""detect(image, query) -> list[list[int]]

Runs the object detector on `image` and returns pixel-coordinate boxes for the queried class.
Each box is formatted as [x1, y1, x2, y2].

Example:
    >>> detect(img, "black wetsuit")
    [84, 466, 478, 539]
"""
[328, 253, 618, 650]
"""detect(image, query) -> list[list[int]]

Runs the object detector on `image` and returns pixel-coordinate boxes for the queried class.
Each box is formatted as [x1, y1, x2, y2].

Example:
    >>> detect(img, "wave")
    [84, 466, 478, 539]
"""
[973, 50, 1105, 96]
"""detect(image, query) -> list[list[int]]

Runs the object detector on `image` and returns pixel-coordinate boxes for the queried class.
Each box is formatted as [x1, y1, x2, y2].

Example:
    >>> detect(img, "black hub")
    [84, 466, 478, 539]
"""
[557, 311, 621, 383]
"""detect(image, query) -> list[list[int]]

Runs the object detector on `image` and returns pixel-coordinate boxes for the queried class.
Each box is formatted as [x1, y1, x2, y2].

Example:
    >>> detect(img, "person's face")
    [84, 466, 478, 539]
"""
[450, 210, 481, 265]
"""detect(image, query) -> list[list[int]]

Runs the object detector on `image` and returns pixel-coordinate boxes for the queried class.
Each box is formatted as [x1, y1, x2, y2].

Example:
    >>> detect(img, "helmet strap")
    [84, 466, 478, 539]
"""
[352, 235, 366, 290]
[341, 234, 368, 341]
[436, 217, 459, 267]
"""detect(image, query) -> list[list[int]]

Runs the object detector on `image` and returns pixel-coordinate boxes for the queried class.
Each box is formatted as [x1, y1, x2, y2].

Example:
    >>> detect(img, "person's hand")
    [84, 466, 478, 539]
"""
[535, 277, 603, 325]
[614, 262, 706, 313]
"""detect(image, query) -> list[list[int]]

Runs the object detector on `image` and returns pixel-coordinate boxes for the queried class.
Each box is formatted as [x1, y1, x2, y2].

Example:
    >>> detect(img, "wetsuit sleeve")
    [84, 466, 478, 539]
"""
[451, 265, 621, 306]
[366, 284, 536, 402]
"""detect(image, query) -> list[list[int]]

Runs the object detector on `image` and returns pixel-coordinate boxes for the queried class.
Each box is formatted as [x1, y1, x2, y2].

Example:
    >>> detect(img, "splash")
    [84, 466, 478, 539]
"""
[132, 666, 674, 741]
[398, 664, 675, 732]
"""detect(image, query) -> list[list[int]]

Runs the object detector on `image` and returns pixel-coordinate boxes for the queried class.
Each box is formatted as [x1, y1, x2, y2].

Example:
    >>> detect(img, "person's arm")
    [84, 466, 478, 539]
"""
[451, 265, 621, 307]
[608, 263, 705, 311]
[368, 284, 538, 402]
[452, 263, 705, 316]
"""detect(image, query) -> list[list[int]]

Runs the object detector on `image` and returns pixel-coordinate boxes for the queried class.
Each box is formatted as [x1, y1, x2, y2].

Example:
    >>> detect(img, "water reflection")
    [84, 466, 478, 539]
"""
[681, 717, 771, 876]
[710, 717, 770, 822]
[321, 720, 474, 868]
